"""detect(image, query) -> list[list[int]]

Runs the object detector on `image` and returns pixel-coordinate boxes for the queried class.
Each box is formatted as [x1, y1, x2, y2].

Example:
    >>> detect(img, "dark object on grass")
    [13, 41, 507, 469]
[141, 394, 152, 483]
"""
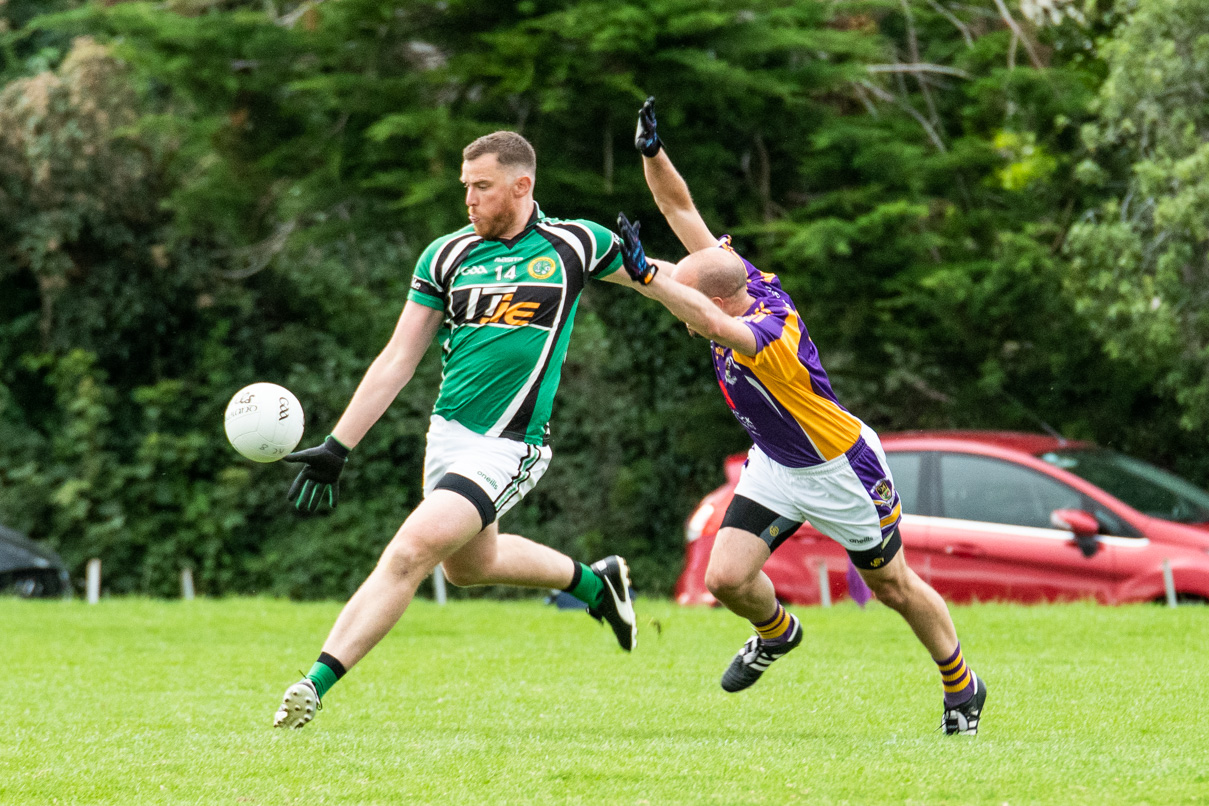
[0, 525, 70, 598]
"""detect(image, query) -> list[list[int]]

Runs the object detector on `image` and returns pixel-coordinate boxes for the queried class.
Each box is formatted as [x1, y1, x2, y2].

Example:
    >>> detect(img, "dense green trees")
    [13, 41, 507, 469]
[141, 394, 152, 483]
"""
[1068, 0, 1209, 444]
[0, 0, 1204, 597]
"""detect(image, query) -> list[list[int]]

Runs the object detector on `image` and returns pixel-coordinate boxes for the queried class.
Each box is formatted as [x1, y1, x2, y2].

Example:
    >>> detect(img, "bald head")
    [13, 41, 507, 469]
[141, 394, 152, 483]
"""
[672, 247, 748, 302]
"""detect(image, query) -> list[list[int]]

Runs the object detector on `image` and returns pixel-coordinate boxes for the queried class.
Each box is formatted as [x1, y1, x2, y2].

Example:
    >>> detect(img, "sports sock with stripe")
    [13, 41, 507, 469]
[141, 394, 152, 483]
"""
[563, 561, 603, 608]
[306, 652, 346, 699]
[753, 602, 793, 645]
[936, 642, 976, 706]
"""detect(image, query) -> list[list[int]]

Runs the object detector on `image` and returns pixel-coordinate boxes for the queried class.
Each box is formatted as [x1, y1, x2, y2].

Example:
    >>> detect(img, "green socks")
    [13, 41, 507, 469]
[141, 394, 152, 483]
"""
[306, 652, 346, 699]
[564, 561, 603, 608]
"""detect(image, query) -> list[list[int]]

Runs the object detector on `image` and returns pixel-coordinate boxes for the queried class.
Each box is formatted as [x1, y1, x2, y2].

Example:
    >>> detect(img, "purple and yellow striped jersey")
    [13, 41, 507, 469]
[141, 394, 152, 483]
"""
[711, 249, 863, 468]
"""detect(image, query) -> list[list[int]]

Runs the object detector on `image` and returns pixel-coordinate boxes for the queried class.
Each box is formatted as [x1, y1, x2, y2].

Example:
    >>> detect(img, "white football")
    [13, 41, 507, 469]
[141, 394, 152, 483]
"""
[224, 383, 305, 463]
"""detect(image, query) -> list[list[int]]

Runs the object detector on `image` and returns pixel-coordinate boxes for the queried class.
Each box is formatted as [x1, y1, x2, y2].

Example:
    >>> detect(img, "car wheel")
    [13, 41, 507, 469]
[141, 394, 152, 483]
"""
[13, 575, 44, 598]
[1, 570, 62, 598]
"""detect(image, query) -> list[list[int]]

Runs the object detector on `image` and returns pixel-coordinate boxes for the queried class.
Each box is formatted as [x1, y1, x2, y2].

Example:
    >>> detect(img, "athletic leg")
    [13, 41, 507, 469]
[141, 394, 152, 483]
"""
[273, 490, 482, 729]
[856, 548, 986, 734]
[441, 527, 636, 651]
[706, 515, 804, 693]
[704, 526, 776, 622]
[856, 550, 957, 660]
[441, 526, 576, 589]
[319, 490, 483, 667]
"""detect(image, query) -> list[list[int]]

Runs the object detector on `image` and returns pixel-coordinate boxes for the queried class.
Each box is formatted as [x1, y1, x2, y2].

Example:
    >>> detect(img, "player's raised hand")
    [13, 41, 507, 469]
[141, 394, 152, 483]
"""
[635, 96, 662, 157]
[616, 212, 658, 285]
[285, 435, 350, 513]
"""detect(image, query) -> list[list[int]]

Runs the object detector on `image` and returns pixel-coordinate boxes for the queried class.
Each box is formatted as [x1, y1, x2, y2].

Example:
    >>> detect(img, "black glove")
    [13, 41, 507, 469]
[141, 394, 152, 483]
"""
[285, 435, 350, 513]
[635, 96, 662, 157]
[616, 212, 658, 285]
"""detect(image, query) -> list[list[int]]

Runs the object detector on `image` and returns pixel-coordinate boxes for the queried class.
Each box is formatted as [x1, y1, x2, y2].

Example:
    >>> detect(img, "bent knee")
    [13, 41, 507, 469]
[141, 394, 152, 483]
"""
[705, 565, 753, 600]
[379, 535, 441, 581]
[440, 559, 485, 587]
[865, 575, 913, 610]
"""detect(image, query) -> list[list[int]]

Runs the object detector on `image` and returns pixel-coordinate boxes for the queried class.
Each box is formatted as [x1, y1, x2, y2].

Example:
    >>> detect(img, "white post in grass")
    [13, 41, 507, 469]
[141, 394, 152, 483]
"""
[86, 558, 101, 604]
[432, 564, 447, 605]
[181, 568, 195, 601]
[1162, 559, 1177, 608]
[817, 561, 831, 608]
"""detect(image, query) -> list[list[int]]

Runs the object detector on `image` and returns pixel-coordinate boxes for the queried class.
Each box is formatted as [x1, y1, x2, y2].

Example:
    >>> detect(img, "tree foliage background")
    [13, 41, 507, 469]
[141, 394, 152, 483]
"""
[0, 0, 1204, 597]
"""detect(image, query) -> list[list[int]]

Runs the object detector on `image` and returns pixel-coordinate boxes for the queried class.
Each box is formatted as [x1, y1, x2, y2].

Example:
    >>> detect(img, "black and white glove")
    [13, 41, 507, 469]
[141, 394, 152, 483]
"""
[284, 435, 350, 513]
[634, 96, 662, 157]
[616, 212, 658, 285]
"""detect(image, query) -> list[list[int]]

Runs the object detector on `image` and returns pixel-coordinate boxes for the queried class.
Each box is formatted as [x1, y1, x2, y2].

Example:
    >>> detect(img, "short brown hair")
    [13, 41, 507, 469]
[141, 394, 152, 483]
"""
[463, 131, 536, 174]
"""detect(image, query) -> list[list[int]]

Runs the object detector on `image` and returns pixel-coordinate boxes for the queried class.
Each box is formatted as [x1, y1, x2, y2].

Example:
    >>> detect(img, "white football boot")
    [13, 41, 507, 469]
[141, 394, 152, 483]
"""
[273, 678, 320, 729]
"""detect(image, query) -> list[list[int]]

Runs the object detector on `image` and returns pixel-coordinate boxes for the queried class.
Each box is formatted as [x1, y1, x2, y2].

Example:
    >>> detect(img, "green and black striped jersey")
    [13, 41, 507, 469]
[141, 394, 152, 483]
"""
[407, 204, 623, 445]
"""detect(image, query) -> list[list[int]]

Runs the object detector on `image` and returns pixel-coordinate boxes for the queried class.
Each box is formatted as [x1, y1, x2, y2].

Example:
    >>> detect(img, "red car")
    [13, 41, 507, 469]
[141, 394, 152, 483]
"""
[675, 431, 1209, 605]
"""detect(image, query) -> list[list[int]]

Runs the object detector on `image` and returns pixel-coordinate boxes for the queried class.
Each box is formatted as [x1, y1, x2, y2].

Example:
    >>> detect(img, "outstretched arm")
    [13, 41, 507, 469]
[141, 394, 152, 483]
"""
[331, 301, 443, 448]
[284, 301, 443, 514]
[638, 261, 757, 356]
[634, 97, 717, 254]
[605, 215, 756, 356]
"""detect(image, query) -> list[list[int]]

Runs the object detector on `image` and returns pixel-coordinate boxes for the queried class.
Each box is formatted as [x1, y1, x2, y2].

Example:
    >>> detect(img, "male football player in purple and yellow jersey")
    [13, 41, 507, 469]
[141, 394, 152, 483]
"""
[615, 98, 986, 736]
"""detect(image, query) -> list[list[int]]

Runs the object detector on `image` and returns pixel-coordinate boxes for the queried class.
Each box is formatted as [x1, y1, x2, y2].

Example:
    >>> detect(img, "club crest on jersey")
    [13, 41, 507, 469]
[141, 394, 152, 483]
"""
[724, 355, 737, 385]
[527, 256, 557, 280]
[870, 478, 895, 506]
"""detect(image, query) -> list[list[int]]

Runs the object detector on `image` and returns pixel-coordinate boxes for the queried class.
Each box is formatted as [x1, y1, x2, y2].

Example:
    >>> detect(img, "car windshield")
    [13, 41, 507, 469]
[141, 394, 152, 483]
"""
[1040, 449, 1209, 523]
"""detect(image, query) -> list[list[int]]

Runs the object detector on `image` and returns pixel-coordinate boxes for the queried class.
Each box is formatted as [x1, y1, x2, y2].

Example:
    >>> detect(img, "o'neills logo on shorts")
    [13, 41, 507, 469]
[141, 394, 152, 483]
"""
[476, 470, 499, 490]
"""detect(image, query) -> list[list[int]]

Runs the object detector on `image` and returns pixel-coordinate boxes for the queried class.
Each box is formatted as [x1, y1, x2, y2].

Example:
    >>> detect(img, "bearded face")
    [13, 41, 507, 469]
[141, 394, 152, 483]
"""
[461, 154, 531, 240]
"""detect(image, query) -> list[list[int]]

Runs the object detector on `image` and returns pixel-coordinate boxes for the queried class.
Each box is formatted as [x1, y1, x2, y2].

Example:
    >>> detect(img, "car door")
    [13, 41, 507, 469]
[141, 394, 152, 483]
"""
[881, 451, 935, 585]
[922, 452, 1120, 603]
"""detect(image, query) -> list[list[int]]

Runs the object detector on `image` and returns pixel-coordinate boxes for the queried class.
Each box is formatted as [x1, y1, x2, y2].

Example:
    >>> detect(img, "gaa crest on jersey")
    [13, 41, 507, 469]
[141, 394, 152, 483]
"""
[527, 256, 557, 280]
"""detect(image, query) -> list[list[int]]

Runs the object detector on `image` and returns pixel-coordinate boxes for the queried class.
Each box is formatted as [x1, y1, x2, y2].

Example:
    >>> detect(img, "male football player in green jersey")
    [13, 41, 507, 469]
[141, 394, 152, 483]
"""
[273, 131, 639, 729]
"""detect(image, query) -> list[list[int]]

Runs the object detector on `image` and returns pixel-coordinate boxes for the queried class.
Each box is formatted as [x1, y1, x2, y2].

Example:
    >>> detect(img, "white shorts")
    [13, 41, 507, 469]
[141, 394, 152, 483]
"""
[422, 415, 552, 525]
[732, 425, 902, 552]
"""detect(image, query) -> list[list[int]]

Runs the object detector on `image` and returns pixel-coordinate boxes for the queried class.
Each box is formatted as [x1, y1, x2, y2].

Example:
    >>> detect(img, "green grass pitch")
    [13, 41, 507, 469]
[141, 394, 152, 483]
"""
[4, 596, 1207, 805]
